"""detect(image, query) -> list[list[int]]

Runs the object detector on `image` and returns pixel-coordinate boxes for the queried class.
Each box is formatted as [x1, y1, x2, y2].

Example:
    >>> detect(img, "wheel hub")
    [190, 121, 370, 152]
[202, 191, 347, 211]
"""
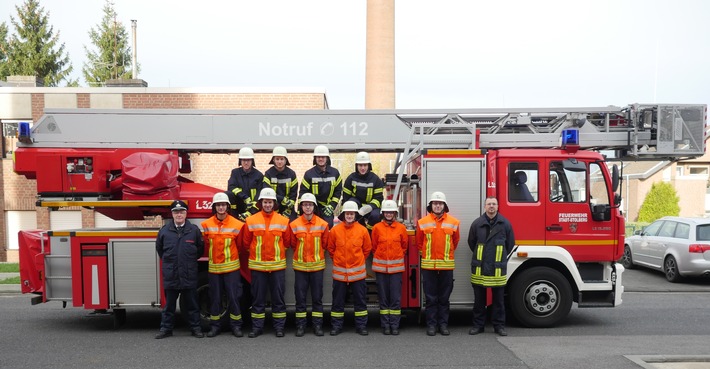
[525, 282, 558, 315]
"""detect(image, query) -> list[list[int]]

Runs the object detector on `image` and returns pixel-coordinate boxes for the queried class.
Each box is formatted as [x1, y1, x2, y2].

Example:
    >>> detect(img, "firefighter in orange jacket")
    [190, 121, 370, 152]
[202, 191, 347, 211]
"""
[416, 191, 461, 336]
[201, 192, 246, 338]
[242, 188, 292, 338]
[326, 200, 372, 336]
[371, 199, 408, 336]
[287, 193, 330, 337]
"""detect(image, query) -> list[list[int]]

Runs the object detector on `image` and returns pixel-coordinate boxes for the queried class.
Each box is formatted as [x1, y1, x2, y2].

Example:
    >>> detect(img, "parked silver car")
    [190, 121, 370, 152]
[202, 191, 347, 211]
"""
[622, 216, 710, 282]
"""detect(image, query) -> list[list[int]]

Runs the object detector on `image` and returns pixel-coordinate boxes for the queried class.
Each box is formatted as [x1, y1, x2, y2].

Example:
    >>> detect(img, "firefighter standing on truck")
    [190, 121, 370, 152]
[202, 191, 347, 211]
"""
[263, 146, 299, 221]
[300, 145, 342, 228]
[242, 188, 292, 338]
[201, 192, 246, 338]
[155, 200, 205, 339]
[228, 147, 264, 221]
[371, 199, 408, 336]
[416, 192, 460, 337]
[286, 193, 330, 337]
[468, 196, 515, 337]
[327, 200, 372, 336]
[342, 151, 384, 231]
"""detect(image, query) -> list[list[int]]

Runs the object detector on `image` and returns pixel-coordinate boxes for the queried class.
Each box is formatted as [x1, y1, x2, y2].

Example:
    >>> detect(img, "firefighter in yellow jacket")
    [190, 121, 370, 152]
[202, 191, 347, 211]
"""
[416, 191, 460, 336]
[242, 188, 292, 338]
[201, 192, 246, 338]
[371, 199, 408, 335]
[287, 193, 330, 337]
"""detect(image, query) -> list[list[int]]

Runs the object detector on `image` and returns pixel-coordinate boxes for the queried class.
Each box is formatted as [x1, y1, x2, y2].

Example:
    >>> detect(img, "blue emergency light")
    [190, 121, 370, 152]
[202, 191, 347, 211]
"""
[18, 122, 32, 144]
[561, 129, 579, 146]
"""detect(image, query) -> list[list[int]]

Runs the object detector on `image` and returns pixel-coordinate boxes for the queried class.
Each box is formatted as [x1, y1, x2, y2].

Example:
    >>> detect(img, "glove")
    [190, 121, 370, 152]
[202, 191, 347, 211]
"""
[322, 204, 334, 217]
[281, 197, 295, 208]
[358, 204, 373, 216]
[237, 212, 251, 221]
[243, 197, 254, 207]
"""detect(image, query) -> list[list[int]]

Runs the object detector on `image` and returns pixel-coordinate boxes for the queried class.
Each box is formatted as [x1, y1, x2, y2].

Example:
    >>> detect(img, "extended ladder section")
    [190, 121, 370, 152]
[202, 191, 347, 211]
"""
[19, 104, 706, 160]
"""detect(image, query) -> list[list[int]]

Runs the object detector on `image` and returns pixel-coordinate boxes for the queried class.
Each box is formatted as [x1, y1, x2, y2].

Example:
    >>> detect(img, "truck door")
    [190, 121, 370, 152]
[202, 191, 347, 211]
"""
[545, 159, 617, 261]
[501, 161, 546, 247]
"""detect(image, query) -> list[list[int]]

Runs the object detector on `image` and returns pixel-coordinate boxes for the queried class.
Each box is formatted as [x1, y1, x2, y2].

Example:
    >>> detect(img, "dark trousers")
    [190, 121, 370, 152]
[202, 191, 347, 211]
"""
[250, 269, 286, 331]
[160, 288, 200, 333]
[331, 279, 368, 330]
[472, 284, 506, 329]
[376, 272, 402, 329]
[361, 208, 381, 230]
[422, 269, 453, 328]
[294, 270, 324, 328]
[208, 270, 243, 329]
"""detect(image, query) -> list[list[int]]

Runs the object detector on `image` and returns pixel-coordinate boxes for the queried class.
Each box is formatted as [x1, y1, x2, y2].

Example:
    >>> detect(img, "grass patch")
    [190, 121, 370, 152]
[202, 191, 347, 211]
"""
[0, 276, 20, 284]
[0, 263, 19, 273]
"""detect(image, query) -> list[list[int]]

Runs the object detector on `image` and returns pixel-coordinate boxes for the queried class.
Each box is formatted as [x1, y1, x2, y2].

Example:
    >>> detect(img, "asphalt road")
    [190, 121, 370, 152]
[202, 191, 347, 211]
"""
[0, 267, 708, 369]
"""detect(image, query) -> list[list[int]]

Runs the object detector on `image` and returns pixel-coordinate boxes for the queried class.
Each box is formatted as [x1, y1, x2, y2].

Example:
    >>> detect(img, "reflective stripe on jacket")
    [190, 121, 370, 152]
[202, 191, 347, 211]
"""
[416, 213, 460, 270]
[327, 221, 372, 282]
[371, 220, 408, 274]
[244, 211, 291, 272]
[201, 215, 245, 274]
[288, 214, 330, 272]
[467, 213, 515, 287]
[342, 171, 384, 209]
[300, 166, 342, 209]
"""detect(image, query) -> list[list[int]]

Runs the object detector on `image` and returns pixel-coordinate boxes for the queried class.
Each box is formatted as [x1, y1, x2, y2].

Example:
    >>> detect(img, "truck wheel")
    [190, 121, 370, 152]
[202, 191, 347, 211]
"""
[509, 267, 573, 328]
[112, 309, 126, 329]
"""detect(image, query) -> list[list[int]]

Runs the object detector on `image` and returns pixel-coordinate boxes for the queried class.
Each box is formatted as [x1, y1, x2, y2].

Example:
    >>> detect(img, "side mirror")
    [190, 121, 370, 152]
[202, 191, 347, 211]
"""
[611, 165, 619, 193]
[633, 230, 642, 236]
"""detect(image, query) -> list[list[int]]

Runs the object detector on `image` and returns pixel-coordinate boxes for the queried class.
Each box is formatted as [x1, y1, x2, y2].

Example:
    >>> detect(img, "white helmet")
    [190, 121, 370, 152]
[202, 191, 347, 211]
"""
[427, 191, 449, 213]
[258, 187, 277, 201]
[381, 200, 398, 213]
[239, 147, 255, 160]
[212, 192, 231, 205]
[269, 146, 290, 166]
[341, 201, 359, 213]
[355, 151, 371, 164]
[299, 193, 317, 205]
[313, 145, 330, 157]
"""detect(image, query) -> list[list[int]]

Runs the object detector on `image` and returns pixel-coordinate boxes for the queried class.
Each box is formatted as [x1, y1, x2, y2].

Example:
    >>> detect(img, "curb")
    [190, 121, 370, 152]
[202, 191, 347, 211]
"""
[0, 284, 21, 294]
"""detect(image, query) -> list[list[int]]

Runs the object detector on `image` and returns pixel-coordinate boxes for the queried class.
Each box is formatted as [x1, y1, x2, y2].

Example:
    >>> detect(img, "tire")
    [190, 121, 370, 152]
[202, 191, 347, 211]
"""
[621, 245, 635, 269]
[663, 255, 683, 283]
[112, 309, 126, 329]
[508, 267, 573, 328]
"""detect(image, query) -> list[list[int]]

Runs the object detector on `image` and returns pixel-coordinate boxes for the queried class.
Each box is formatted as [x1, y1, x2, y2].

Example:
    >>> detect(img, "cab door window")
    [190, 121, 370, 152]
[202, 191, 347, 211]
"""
[508, 163, 538, 202]
[549, 161, 586, 203]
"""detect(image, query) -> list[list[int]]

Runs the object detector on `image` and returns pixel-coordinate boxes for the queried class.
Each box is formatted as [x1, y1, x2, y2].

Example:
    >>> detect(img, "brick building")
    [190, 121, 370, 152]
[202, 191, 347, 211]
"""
[0, 79, 335, 262]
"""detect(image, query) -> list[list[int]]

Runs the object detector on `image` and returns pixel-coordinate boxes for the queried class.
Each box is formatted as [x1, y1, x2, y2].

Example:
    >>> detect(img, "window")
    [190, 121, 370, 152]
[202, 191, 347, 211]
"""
[643, 221, 663, 236]
[589, 162, 610, 206]
[689, 166, 709, 176]
[549, 160, 586, 203]
[697, 225, 710, 241]
[508, 163, 538, 202]
[657, 221, 677, 238]
[674, 222, 690, 240]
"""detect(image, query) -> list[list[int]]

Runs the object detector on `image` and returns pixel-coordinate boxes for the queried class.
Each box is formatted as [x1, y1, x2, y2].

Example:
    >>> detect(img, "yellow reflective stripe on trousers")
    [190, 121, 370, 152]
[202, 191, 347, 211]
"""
[251, 312, 265, 319]
[272, 312, 287, 319]
[354, 310, 368, 317]
[295, 312, 307, 318]
[230, 313, 242, 321]
[331, 311, 345, 318]
[390, 310, 401, 315]
[312, 312, 323, 318]
[379, 309, 391, 315]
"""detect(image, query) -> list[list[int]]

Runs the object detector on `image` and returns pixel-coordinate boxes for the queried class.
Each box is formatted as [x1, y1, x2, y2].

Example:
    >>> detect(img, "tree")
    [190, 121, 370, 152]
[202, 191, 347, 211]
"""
[5, 0, 75, 86]
[82, 0, 135, 85]
[637, 181, 680, 222]
[0, 22, 9, 80]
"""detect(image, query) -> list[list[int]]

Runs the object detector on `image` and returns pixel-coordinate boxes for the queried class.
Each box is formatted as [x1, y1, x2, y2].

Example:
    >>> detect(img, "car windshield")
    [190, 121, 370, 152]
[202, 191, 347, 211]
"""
[696, 224, 710, 241]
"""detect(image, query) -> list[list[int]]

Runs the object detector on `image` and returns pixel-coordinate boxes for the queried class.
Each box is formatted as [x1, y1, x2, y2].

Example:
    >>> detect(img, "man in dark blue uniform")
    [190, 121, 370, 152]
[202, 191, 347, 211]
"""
[155, 200, 205, 339]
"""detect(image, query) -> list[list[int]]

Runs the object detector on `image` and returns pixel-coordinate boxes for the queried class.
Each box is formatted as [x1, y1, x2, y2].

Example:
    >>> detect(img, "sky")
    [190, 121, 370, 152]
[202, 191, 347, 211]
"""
[1, 0, 709, 109]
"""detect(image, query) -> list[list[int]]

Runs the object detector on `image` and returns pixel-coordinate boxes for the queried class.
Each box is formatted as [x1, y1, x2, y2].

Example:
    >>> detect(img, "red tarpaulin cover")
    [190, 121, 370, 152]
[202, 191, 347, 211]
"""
[18, 230, 47, 295]
[121, 152, 180, 200]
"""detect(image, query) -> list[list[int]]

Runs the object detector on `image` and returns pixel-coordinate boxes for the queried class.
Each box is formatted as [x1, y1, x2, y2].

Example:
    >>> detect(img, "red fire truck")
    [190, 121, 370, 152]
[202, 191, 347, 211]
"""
[13, 104, 707, 328]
